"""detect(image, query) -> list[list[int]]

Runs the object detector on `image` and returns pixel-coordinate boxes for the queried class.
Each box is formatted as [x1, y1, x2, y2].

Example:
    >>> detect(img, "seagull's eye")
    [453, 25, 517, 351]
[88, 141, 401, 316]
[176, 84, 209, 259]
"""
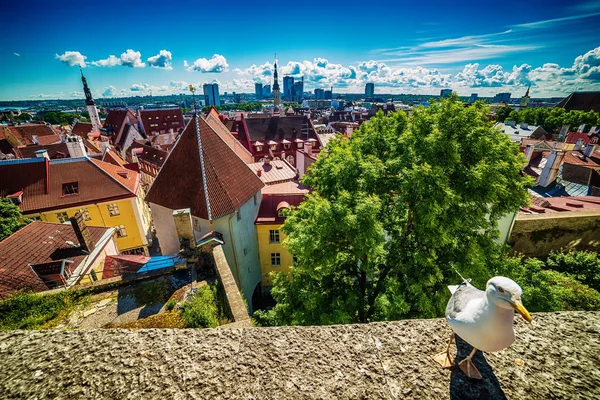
[498, 287, 505, 293]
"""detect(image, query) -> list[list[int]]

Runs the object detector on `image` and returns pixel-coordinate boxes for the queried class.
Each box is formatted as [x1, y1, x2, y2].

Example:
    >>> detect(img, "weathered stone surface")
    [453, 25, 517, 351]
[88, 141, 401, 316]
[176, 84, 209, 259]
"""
[0, 312, 598, 399]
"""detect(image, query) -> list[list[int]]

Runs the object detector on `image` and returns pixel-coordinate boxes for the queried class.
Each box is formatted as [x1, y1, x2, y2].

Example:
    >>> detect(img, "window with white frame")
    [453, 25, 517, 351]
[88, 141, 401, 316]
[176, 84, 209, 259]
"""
[270, 253, 281, 267]
[116, 225, 127, 238]
[107, 203, 120, 216]
[56, 212, 69, 223]
[269, 229, 280, 243]
[79, 208, 91, 221]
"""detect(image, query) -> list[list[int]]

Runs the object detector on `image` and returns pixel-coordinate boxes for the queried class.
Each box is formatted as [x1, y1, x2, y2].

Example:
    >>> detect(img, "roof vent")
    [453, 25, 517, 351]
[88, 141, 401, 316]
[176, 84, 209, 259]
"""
[117, 171, 129, 179]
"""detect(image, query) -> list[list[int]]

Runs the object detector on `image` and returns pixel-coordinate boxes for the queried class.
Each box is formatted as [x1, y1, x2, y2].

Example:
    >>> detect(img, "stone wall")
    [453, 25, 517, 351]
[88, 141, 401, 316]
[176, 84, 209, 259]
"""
[0, 312, 598, 399]
[508, 210, 600, 257]
[212, 245, 251, 327]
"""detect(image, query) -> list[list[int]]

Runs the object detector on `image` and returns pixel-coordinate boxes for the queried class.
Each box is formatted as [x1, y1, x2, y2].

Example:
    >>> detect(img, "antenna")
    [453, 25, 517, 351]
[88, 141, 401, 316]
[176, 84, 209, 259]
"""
[451, 265, 471, 284]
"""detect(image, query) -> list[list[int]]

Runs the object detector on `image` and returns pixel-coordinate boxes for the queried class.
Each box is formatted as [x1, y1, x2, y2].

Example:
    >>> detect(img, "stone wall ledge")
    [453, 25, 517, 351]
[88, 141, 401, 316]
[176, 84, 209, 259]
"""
[1, 311, 598, 399]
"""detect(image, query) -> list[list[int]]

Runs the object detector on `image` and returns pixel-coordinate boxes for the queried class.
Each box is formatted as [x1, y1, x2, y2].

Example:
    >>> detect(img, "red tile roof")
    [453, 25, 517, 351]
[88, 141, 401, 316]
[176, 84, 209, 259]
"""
[71, 121, 95, 138]
[255, 192, 306, 225]
[0, 158, 137, 214]
[565, 132, 598, 144]
[0, 222, 111, 295]
[556, 92, 600, 114]
[103, 109, 138, 141]
[521, 196, 600, 214]
[137, 145, 168, 167]
[146, 117, 265, 220]
[35, 135, 62, 146]
[563, 151, 600, 168]
[15, 143, 69, 159]
[90, 158, 140, 193]
[7, 124, 58, 146]
[101, 149, 127, 167]
[139, 109, 184, 136]
[102, 255, 150, 279]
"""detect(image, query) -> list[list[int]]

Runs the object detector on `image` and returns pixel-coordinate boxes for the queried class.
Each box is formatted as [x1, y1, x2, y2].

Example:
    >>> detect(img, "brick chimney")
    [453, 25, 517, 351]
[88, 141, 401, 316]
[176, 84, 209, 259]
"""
[584, 143, 597, 157]
[574, 139, 584, 151]
[523, 144, 534, 165]
[70, 211, 95, 253]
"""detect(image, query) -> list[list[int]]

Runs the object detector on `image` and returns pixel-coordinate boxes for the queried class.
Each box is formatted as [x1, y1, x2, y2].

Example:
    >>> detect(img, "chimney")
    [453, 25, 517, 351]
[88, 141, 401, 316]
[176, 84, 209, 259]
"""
[264, 158, 271, 166]
[70, 211, 95, 253]
[523, 144, 534, 165]
[100, 140, 110, 152]
[65, 135, 87, 158]
[538, 150, 565, 187]
[574, 139, 584, 151]
[35, 149, 49, 160]
[589, 126, 597, 136]
[32, 135, 40, 145]
[584, 143, 597, 157]
[305, 140, 313, 155]
[257, 169, 262, 177]
[577, 124, 586, 133]
[172, 208, 195, 243]
[520, 122, 528, 130]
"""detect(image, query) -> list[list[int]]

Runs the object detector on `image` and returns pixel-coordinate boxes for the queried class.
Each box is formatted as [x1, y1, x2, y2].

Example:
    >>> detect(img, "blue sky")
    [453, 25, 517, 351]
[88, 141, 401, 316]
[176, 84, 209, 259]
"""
[1, 0, 600, 100]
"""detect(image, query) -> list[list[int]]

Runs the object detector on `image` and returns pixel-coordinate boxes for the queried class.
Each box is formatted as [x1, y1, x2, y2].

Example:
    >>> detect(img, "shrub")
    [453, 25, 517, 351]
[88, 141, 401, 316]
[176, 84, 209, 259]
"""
[0, 290, 88, 330]
[546, 250, 600, 291]
[165, 299, 178, 311]
[182, 285, 220, 328]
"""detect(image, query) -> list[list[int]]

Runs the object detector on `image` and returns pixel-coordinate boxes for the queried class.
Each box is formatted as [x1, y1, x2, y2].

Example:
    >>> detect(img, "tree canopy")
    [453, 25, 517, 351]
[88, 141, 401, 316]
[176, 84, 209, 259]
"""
[254, 96, 532, 326]
[495, 106, 599, 132]
[0, 199, 31, 241]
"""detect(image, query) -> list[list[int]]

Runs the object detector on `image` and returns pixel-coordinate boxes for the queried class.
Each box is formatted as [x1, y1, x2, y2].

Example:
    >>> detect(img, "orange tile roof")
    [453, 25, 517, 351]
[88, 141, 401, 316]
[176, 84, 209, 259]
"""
[90, 158, 140, 193]
[248, 160, 297, 185]
[7, 124, 58, 145]
[101, 149, 127, 167]
[146, 117, 264, 220]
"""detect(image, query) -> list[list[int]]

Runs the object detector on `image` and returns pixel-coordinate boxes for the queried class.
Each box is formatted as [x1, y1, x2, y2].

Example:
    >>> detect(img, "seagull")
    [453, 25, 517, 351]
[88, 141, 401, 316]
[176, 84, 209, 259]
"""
[433, 276, 532, 379]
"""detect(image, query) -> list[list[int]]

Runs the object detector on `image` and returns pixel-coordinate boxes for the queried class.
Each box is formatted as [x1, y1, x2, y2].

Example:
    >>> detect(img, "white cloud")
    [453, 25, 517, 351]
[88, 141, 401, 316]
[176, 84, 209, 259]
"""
[102, 85, 117, 97]
[91, 55, 121, 67]
[186, 54, 229, 73]
[55, 51, 87, 67]
[147, 49, 173, 70]
[120, 49, 145, 68]
[13, 52, 20, 57]
[169, 80, 189, 90]
[130, 83, 146, 91]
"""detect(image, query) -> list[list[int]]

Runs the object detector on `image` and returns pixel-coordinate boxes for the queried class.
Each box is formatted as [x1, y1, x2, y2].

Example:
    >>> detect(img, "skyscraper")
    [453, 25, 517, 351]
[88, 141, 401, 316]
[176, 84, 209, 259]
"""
[324, 87, 333, 100]
[440, 89, 452, 98]
[291, 78, 304, 103]
[314, 88, 324, 100]
[203, 83, 220, 107]
[283, 76, 294, 101]
[255, 83, 263, 100]
[262, 84, 271, 97]
[365, 83, 374, 97]
[80, 70, 102, 132]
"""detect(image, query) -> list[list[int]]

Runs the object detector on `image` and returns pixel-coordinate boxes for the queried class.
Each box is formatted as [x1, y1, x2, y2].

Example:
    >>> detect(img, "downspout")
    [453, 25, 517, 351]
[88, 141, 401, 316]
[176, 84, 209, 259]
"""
[227, 213, 243, 287]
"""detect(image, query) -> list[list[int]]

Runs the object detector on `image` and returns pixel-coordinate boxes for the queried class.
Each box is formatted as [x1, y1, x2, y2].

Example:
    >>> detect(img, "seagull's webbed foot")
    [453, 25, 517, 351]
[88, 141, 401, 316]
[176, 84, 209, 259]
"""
[458, 347, 482, 380]
[433, 333, 454, 369]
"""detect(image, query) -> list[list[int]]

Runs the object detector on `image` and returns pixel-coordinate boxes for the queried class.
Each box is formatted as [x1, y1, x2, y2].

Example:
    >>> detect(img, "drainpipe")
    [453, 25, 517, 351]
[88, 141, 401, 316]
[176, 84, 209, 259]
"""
[227, 212, 243, 287]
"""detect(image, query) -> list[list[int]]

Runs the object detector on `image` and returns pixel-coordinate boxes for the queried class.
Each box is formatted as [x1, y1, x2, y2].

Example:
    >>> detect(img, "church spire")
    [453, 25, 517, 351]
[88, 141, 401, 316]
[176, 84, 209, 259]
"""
[80, 69, 102, 132]
[272, 54, 281, 113]
[81, 68, 95, 106]
[524, 84, 531, 98]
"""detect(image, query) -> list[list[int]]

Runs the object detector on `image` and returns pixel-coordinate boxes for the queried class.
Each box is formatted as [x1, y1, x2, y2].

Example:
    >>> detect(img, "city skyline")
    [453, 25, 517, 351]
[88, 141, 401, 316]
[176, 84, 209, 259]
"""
[1, 0, 600, 100]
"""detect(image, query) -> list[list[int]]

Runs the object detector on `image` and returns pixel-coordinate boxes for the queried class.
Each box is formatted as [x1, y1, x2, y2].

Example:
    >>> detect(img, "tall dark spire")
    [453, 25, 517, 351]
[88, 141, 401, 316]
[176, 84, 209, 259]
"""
[272, 59, 280, 91]
[81, 69, 95, 106]
[524, 85, 531, 98]
[272, 54, 281, 112]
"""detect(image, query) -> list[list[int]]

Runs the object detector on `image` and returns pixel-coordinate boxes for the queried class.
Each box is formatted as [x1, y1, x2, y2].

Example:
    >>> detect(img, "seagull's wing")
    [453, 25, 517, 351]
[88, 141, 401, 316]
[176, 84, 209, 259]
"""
[445, 284, 485, 320]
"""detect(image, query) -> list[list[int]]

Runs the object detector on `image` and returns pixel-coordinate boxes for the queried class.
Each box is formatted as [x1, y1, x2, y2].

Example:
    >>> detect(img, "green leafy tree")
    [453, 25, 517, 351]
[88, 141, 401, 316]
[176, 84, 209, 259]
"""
[14, 113, 32, 122]
[0, 199, 31, 241]
[520, 108, 536, 125]
[255, 96, 532, 325]
[492, 255, 600, 312]
[546, 250, 600, 291]
[495, 105, 513, 122]
[507, 110, 521, 123]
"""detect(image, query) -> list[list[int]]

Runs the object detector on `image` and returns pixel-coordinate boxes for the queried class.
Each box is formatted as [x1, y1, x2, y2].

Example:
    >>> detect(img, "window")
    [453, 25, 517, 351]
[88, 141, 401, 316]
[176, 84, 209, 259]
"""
[56, 212, 69, 223]
[116, 225, 127, 238]
[62, 182, 79, 196]
[297, 142, 304, 148]
[236, 209, 241, 221]
[107, 203, 120, 216]
[193, 218, 202, 232]
[256, 146, 262, 152]
[270, 253, 281, 267]
[79, 208, 91, 221]
[269, 229, 280, 243]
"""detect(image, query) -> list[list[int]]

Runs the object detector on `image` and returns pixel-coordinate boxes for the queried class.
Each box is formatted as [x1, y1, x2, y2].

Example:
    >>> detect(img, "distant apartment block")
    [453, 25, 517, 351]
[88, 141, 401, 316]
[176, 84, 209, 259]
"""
[440, 89, 452, 98]
[493, 92, 512, 103]
[203, 83, 221, 107]
[469, 93, 479, 103]
[365, 83, 375, 97]
[255, 83, 263, 100]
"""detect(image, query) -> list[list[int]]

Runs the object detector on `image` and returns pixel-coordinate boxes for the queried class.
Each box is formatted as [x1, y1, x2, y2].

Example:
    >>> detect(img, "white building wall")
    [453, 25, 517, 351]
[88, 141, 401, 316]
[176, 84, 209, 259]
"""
[212, 194, 262, 311]
[148, 202, 181, 255]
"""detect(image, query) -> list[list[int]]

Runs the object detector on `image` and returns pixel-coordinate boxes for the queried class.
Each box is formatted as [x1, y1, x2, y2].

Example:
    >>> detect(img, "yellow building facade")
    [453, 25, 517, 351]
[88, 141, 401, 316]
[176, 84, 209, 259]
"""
[27, 195, 150, 255]
[256, 224, 294, 286]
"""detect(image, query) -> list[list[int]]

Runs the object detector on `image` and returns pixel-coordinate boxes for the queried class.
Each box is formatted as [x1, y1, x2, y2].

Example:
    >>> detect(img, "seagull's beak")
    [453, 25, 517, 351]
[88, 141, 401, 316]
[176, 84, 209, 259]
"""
[511, 298, 532, 324]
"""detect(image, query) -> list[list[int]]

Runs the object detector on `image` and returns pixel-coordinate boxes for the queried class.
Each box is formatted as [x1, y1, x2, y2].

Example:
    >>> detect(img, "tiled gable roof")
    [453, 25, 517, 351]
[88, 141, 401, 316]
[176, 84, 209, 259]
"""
[71, 121, 95, 138]
[146, 117, 264, 220]
[0, 222, 110, 295]
[101, 149, 127, 167]
[565, 131, 598, 144]
[8, 124, 58, 145]
[139, 109, 184, 136]
[556, 92, 600, 114]
[16, 143, 69, 159]
[244, 115, 319, 143]
[137, 145, 168, 167]
[0, 157, 137, 214]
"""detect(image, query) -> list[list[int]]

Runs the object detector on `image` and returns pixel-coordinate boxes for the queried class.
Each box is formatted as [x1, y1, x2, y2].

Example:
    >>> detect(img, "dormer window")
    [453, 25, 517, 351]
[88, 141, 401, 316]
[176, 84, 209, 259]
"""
[62, 182, 79, 196]
[256, 146, 262, 152]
